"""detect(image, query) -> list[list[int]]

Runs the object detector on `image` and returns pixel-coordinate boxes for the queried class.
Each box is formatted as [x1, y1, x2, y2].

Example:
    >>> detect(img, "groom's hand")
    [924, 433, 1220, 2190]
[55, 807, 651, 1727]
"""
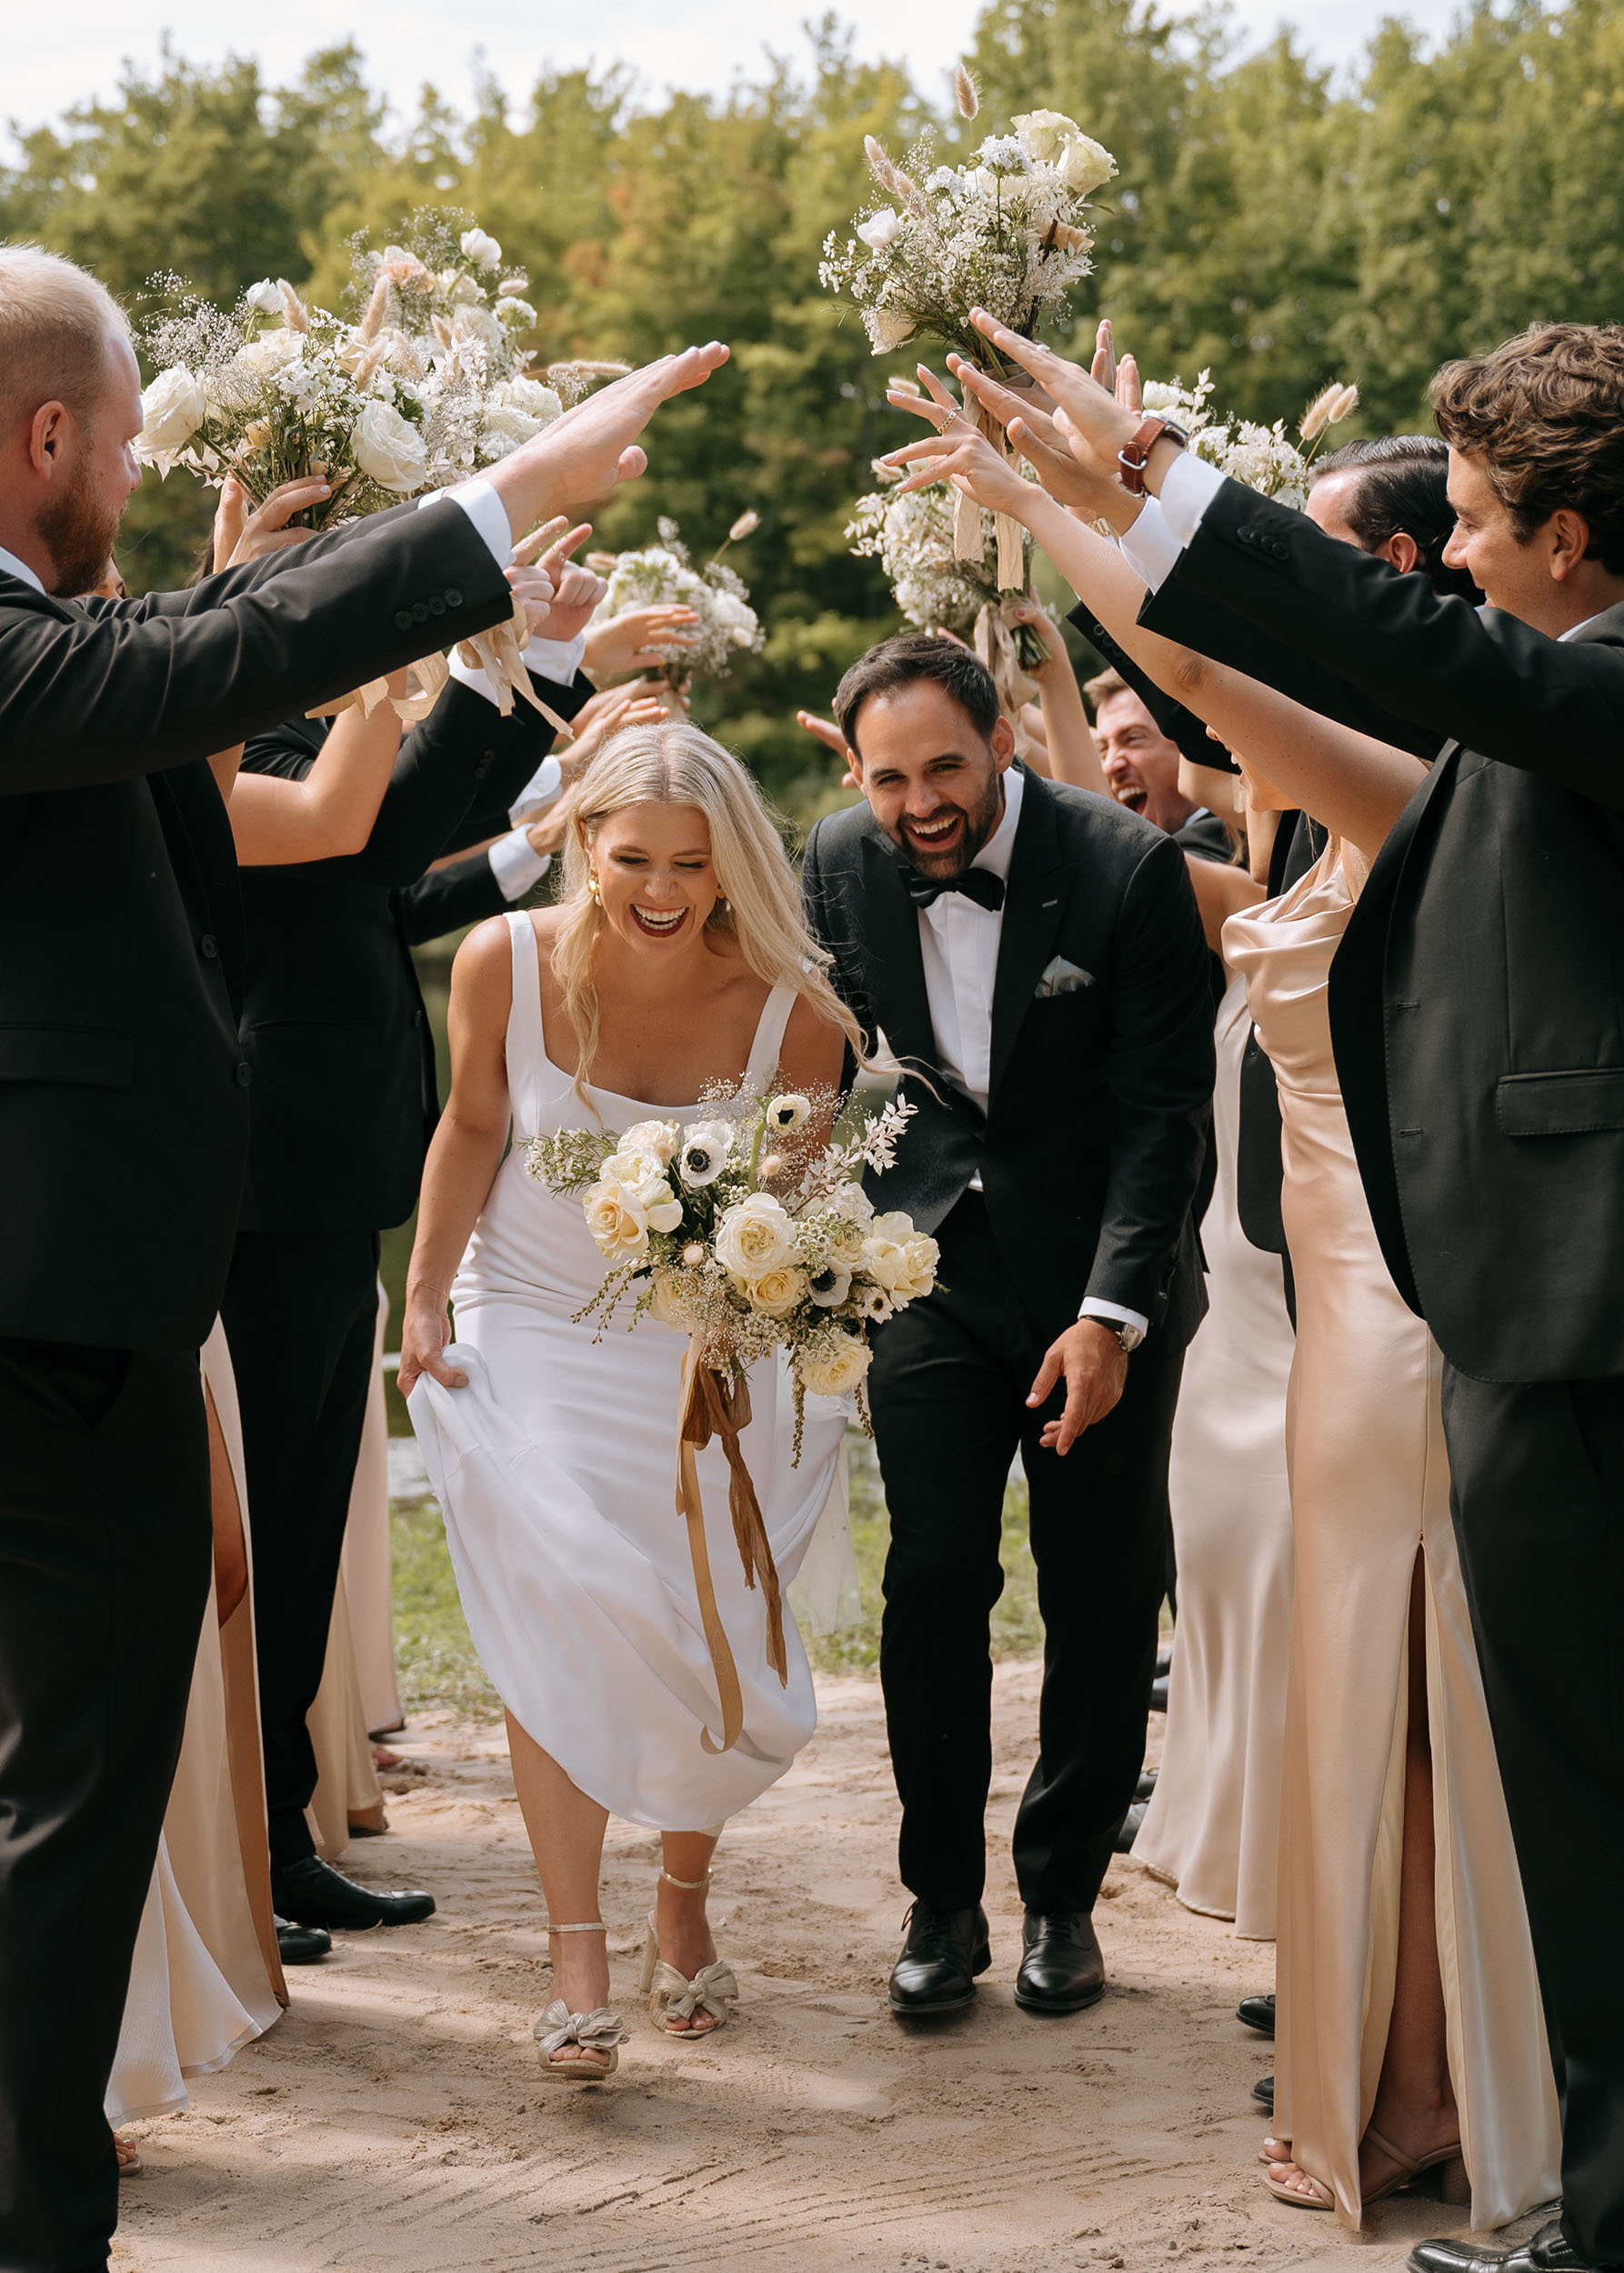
[1027, 1319, 1128, 1456]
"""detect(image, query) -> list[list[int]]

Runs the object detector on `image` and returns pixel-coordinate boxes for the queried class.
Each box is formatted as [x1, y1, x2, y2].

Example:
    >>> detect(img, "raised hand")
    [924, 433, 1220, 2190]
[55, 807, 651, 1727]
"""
[506, 521, 604, 644]
[796, 709, 858, 787]
[583, 602, 699, 682]
[943, 354, 1122, 519]
[486, 344, 731, 532]
[882, 364, 1037, 520]
[215, 473, 336, 569]
[558, 682, 672, 783]
[967, 308, 1140, 486]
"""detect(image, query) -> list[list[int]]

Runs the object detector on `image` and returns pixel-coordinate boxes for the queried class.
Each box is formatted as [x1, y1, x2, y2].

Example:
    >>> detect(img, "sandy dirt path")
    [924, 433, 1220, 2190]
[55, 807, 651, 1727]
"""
[116, 1663, 1542, 2273]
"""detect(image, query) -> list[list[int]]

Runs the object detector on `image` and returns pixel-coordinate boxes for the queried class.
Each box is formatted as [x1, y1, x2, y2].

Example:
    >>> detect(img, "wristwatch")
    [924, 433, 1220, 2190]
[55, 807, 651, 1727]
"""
[1085, 1315, 1145, 1354]
[1118, 416, 1188, 496]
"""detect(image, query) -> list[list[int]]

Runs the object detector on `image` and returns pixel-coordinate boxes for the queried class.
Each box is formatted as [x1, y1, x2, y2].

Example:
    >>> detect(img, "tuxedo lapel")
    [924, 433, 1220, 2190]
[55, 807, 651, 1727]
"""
[987, 772, 1071, 1106]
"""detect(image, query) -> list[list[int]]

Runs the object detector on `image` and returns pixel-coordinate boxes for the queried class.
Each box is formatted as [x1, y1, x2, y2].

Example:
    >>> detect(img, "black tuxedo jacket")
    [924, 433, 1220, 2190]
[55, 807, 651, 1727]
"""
[1161, 475, 1624, 1383]
[236, 671, 590, 1234]
[802, 767, 1215, 1347]
[0, 503, 511, 1349]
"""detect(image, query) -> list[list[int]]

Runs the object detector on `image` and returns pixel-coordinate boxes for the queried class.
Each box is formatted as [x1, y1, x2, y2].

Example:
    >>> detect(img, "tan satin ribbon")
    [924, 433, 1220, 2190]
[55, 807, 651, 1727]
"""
[308, 599, 573, 736]
[953, 399, 1027, 591]
[675, 1337, 788, 1756]
[975, 598, 1041, 760]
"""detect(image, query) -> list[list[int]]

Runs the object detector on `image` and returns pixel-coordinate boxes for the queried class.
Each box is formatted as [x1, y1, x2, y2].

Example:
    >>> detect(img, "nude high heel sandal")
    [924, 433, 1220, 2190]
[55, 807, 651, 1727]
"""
[534, 1921, 627, 2082]
[639, 1869, 738, 2038]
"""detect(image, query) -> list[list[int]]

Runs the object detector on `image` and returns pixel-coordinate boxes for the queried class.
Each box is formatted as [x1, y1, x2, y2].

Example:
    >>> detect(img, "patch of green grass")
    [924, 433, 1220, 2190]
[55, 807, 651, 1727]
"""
[390, 1430, 1043, 1713]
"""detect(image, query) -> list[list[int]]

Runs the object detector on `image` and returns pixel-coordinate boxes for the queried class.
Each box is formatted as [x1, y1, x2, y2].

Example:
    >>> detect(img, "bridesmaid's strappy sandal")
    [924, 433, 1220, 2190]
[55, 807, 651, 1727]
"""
[639, 1870, 739, 2039]
[534, 1922, 626, 2083]
[1359, 2125, 1469, 2208]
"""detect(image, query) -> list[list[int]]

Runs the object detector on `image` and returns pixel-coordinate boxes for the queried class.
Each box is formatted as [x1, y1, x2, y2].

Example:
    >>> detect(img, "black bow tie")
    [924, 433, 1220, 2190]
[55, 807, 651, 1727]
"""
[903, 865, 1006, 913]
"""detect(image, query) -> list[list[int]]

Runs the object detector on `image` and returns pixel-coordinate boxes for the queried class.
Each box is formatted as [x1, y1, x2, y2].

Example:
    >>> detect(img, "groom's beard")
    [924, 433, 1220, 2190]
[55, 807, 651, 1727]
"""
[42, 458, 124, 600]
[893, 770, 1004, 878]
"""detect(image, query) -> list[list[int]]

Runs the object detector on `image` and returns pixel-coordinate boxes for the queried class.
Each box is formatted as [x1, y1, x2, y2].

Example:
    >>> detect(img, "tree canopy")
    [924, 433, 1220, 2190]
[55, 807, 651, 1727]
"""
[7, 1, 1622, 822]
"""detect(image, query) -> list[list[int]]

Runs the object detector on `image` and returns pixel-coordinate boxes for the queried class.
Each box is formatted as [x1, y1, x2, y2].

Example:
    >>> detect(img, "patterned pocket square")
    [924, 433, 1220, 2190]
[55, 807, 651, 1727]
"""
[1035, 956, 1094, 998]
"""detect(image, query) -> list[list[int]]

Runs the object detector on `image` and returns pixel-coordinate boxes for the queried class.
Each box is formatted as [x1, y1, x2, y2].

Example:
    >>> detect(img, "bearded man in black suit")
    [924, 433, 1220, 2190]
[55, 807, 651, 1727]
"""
[802, 636, 1213, 2019]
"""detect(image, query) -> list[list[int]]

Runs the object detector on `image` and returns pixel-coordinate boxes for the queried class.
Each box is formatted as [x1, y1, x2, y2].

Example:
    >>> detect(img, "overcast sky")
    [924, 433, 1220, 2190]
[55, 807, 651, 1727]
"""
[7, 0, 1466, 147]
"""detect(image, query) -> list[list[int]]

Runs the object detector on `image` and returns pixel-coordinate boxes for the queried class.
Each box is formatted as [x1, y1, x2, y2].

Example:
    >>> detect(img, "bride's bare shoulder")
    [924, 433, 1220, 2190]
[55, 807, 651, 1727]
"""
[449, 915, 518, 1016]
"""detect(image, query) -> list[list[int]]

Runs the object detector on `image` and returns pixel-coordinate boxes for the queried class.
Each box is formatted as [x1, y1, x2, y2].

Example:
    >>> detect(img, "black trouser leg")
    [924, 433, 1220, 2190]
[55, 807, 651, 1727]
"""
[0, 1341, 211, 2273]
[1014, 1327, 1184, 1913]
[220, 1229, 380, 1872]
[1441, 1366, 1624, 2268]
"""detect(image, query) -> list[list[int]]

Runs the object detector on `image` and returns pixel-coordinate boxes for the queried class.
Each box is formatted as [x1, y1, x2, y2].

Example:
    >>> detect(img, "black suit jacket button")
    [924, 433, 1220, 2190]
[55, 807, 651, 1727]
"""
[1271, 539, 1288, 560]
[235, 1061, 253, 1087]
[198, 932, 218, 959]
[445, 587, 463, 608]
[429, 594, 446, 616]
[395, 608, 414, 631]
[1238, 525, 1253, 545]
[412, 600, 430, 624]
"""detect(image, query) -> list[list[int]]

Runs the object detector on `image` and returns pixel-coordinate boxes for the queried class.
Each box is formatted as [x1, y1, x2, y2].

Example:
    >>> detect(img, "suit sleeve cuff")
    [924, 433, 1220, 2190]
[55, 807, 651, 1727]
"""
[1158, 449, 1227, 549]
[448, 632, 588, 710]
[488, 826, 550, 901]
[422, 476, 512, 565]
[1117, 496, 1183, 595]
[1078, 1297, 1150, 1340]
[508, 753, 564, 824]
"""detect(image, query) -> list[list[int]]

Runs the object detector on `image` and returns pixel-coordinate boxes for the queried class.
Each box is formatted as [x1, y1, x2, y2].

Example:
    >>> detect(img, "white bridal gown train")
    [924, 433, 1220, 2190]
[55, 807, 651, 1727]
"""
[409, 911, 850, 1827]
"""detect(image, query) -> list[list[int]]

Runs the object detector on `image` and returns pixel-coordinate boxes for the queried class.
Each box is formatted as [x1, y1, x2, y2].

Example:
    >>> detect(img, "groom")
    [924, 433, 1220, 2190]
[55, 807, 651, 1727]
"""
[803, 635, 1213, 2016]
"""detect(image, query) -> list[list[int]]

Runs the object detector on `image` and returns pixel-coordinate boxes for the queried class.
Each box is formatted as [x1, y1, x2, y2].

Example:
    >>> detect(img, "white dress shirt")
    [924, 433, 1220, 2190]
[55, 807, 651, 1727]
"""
[915, 764, 1148, 1342]
[0, 543, 44, 593]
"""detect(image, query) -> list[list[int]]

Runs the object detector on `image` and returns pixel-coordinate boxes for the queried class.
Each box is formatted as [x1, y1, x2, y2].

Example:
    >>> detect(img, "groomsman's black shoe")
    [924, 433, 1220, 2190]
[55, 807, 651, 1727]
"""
[887, 1901, 990, 2015]
[1409, 2222, 1600, 2273]
[272, 1855, 436, 1931]
[1148, 1675, 1169, 1714]
[1112, 1802, 1148, 1854]
[274, 1914, 332, 1965]
[1156, 1644, 1173, 1681]
[1135, 1768, 1157, 1802]
[1237, 1991, 1276, 2036]
[1014, 1909, 1105, 2014]
[1251, 2073, 1274, 2109]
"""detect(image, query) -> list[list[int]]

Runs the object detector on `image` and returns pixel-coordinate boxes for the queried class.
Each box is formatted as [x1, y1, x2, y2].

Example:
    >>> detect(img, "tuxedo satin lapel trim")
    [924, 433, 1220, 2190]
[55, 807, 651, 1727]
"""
[987, 774, 1070, 1107]
[859, 830, 939, 1076]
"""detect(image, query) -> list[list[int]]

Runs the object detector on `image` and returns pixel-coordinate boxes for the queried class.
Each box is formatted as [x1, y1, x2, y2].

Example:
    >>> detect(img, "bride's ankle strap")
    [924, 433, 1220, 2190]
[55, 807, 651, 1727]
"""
[546, 1920, 608, 1933]
[659, 1868, 711, 1892]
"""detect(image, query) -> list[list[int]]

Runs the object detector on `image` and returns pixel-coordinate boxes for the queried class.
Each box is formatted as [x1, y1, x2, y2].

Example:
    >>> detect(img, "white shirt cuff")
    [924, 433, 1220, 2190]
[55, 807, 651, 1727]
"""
[1078, 1297, 1150, 1341]
[488, 826, 550, 901]
[1158, 448, 1227, 549]
[421, 476, 512, 565]
[508, 753, 564, 825]
[1117, 495, 1184, 596]
[447, 631, 586, 710]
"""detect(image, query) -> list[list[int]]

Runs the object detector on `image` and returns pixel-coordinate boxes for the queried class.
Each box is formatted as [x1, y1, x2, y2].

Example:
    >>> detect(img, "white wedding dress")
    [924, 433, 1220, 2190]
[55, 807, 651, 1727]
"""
[408, 912, 851, 1829]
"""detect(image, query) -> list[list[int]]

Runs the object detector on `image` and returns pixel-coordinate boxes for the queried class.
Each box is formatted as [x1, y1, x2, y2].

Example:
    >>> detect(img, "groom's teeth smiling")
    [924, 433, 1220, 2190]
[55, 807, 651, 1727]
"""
[630, 905, 687, 936]
[906, 811, 963, 852]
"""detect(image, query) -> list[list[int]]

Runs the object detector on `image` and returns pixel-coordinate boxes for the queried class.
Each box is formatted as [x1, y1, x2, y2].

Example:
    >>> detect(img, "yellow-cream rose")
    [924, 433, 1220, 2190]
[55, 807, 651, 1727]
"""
[581, 1178, 648, 1261]
[862, 1212, 939, 1302]
[745, 1265, 807, 1317]
[620, 1119, 678, 1165]
[715, 1193, 794, 1277]
[797, 1335, 874, 1397]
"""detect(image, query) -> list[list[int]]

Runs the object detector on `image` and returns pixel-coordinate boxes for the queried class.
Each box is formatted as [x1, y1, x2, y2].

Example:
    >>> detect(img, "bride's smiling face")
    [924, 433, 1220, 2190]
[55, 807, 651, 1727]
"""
[590, 801, 719, 953]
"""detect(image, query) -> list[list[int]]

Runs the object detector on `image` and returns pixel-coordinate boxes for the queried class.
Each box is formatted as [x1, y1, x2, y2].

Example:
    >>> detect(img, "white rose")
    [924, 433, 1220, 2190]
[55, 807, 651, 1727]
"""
[856, 206, 902, 251]
[1010, 107, 1082, 164]
[621, 1168, 683, 1234]
[581, 1178, 648, 1261]
[745, 1264, 807, 1317]
[714, 1193, 795, 1277]
[834, 1184, 874, 1223]
[460, 226, 504, 268]
[621, 1119, 678, 1166]
[452, 303, 505, 355]
[797, 1334, 873, 1398]
[245, 278, 284, 315]
[864, 306, 917, 356]
[677, 1123, 733, 1188]
[862, 1212, 940, 1303]
[647, 1270, 698, 1329]
[135, 365, 206, 457]
[481, 405, 544, 459]
[501, 375, 563, 425]
[1055, 133, 1117, 195]
[232, 327, 304, 380]
[352, 397, 428, 494]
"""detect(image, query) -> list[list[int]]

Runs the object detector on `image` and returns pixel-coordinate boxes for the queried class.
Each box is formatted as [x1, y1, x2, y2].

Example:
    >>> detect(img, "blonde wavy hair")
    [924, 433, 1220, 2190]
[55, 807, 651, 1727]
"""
[553, 720, 864, 1097]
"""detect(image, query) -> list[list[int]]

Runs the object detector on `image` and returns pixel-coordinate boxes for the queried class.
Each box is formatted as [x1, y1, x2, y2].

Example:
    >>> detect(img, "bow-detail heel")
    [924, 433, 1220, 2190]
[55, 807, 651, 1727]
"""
[639, 1869, 738, 2038]
[534, 1921, 626, 2082]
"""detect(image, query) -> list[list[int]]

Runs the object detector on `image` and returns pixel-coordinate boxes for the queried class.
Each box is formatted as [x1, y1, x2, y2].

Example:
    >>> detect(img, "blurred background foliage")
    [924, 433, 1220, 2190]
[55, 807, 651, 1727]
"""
[7, 0, 1624, 823]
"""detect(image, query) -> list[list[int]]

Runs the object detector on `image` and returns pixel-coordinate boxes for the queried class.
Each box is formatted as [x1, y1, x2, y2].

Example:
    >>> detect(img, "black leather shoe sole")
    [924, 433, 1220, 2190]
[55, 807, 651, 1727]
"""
[887, 1941, 991, 2015]
[1237, 1993, 1276, 2037]
[1014, 1973, 1105, 2015]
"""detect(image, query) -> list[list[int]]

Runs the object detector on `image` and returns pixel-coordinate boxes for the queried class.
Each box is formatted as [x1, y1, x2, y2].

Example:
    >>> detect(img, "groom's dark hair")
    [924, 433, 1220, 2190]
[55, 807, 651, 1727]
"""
[834, 633, 1000, 758]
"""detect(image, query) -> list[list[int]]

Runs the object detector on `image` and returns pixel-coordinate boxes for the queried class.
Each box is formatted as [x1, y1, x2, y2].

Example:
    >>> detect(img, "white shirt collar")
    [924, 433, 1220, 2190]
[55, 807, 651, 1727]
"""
[0, 543, 45, 596]
[970, 761, 1025, 886]
[1559, 611, 1609, 643]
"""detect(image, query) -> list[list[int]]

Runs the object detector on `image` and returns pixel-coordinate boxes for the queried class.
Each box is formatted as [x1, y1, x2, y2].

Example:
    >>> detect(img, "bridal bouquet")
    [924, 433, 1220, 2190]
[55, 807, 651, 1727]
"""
[526, 1086, 936, 1446]
[1139, 371, 1360, 513]
[589, 516, 763, 696]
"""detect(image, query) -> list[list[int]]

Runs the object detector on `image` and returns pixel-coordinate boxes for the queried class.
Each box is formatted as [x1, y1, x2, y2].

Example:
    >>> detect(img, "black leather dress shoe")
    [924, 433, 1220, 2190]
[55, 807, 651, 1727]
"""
[1237, 1991, 1276, 2036]
[271, 1855, 436, 1931]
[1409, 2221, 1601, 2273]
[1135, 1768, 1157, 1802]
[1156, 1642, 1173, 1680]
[1014, 1909, 1105, 2014]
[274, 1914, 331, 1964]
[887, 1901, 990, 2015]
[1148, 1674, 1169, 1714]
[1251, 2072, 1274, 2109]
[1113, 1802, 1148, 1854]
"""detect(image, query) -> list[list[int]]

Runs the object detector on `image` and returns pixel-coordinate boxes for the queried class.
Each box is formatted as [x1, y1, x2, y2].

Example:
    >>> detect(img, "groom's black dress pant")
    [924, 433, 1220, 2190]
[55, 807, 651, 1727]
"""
[0, 1339, 212, 2273]
[868, 1194, 1185, 1917]
[221, 1228, 381, 1871]
[1442, 1366, 1624, 2269]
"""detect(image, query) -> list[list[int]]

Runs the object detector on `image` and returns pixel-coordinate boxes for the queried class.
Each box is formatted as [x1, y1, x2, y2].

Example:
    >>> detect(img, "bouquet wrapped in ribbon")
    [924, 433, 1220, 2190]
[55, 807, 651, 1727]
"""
[821, 81, 1116, 586]
[526, 1086, 937, 1745]
[588, 516, 763, 698]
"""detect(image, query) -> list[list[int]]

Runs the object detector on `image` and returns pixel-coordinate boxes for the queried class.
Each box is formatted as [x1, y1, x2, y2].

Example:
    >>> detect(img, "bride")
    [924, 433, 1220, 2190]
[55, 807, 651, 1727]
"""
[398, 720, 863, 2081]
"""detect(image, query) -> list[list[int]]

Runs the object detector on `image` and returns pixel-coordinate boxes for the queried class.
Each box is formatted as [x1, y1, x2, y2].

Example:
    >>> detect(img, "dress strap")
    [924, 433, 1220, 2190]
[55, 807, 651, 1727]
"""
[743, 985, 797, 1096]
[504, 911, 547, 1134]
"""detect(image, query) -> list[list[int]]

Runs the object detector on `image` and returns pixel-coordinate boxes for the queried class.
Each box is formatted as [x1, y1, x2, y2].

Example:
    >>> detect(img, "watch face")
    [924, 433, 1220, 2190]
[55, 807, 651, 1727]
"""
[1119, 1323, 1146, 1353]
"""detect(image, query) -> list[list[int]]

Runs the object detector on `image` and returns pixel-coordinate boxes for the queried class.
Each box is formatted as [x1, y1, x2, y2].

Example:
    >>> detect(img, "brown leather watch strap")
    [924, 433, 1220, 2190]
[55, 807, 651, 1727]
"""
[1118, 416, 1187, 496]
